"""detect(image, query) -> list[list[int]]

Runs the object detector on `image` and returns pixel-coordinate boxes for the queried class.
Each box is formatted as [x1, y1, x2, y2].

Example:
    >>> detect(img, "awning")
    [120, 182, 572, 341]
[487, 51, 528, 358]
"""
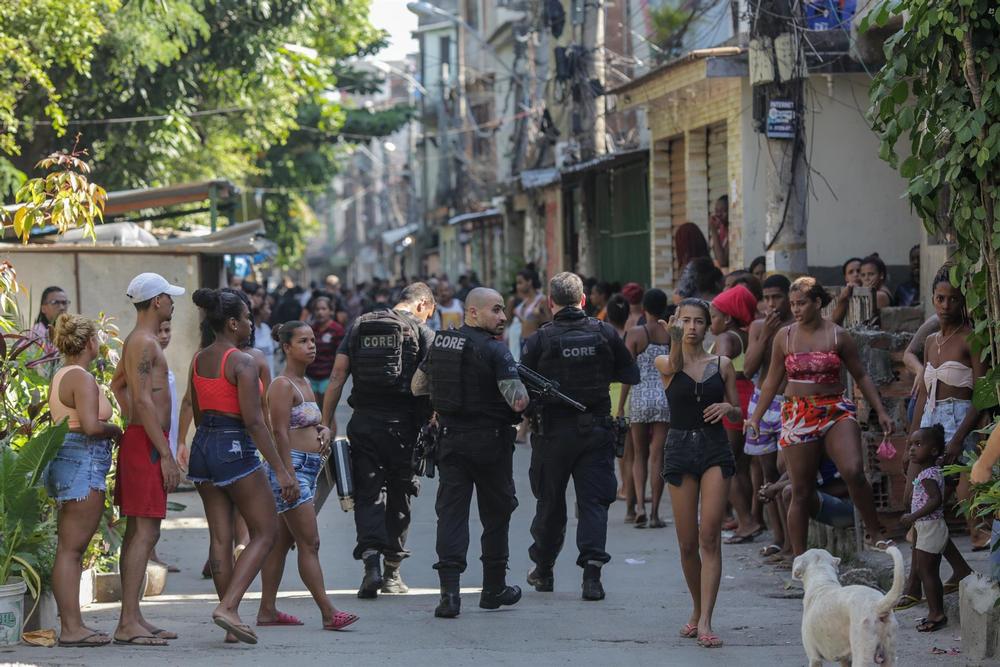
[381, 222, 420, 246]
[520, 168, 560, 190]
[560, 148, 648, 179]
[104, 179, 238, 216]
[448, 208, 502, 226]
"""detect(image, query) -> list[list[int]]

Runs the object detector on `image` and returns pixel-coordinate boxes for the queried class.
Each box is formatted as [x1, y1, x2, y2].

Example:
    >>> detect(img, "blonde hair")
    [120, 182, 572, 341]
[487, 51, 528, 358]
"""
[51, 313, 97, 356]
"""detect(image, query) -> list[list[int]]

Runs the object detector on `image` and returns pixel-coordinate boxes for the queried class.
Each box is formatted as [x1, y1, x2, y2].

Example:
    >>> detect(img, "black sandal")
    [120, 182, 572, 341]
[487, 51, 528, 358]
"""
[634, 514, 648, 529]
[916, 616, 948, 633]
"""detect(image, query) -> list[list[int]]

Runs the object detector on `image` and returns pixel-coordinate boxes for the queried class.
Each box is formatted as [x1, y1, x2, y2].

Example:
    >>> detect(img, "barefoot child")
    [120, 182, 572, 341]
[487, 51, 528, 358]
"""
[900, 425, 949, 633]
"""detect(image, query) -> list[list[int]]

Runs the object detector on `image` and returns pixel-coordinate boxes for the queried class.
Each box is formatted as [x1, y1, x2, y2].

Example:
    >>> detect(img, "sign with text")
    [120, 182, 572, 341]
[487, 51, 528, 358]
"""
[767, 100, 797, 139]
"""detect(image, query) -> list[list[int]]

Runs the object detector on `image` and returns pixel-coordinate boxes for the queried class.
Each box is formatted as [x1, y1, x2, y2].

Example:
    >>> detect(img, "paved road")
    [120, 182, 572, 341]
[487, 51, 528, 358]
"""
[3, 400, 985, 666]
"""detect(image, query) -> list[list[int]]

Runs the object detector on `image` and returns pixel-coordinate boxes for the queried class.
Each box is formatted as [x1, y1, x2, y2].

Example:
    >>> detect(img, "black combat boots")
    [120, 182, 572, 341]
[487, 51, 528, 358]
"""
[480, 564, 521, 609]
[381, 560, 409, 594]
[434, 570, 461, 618]
[358, 552, 383, 599]
[582, 562, 605, 601]
[527, 566, 554, 592]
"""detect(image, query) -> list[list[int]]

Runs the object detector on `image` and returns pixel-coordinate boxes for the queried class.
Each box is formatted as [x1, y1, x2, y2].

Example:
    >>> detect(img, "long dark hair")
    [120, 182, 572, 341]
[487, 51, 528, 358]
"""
[36, 286, 65, 325]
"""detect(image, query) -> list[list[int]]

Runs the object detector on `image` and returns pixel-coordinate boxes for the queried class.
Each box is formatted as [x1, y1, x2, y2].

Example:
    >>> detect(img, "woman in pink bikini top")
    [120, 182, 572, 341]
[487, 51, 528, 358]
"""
[748, 276, 894, 555]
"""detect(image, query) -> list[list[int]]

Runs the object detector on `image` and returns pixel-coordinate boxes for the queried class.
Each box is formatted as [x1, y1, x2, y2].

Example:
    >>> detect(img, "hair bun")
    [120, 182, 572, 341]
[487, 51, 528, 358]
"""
[271, 323, 284, 342]
[51, 313, 96, 356]
[192, 287, 218, 310]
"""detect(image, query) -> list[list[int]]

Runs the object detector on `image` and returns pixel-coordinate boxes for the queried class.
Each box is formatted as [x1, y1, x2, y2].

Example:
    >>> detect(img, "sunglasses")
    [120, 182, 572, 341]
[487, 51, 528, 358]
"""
[45, 299, 71, 307]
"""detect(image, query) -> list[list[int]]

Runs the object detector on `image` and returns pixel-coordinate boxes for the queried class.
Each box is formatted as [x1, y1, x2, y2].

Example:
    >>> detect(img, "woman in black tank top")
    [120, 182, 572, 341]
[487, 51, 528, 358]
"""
[653, 298, 741, 649]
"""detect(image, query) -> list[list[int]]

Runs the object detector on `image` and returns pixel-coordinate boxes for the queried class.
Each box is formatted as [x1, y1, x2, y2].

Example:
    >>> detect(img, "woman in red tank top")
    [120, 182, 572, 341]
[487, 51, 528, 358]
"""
[748, 277, 894, 556]
[187, 288, 298, 645]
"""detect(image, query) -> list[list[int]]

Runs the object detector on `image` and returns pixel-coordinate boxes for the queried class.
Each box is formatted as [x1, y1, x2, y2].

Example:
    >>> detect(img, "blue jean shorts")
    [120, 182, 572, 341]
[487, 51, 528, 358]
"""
[267, 449, 322, 513]
[814, 491, 855, 529]
[920, 398, 978, 454]
[188, 414, 262, 486]
[44, 433, 112, 502]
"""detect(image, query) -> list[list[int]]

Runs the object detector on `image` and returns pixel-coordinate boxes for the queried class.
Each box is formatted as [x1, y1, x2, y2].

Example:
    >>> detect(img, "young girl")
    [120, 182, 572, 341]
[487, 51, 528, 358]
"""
[655, 299, 741, 648]
[257, 321, 358, 630]
[900, 425, 949, 632]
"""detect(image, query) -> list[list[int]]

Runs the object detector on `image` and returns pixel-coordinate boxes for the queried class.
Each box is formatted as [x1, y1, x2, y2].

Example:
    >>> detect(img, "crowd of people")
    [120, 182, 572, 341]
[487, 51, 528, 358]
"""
[25, 218, 1000, 650]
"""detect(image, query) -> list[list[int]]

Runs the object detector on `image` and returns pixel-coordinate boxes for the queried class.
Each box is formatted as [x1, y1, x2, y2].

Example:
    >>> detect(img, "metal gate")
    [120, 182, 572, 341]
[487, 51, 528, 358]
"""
[597, 160, 650, 286]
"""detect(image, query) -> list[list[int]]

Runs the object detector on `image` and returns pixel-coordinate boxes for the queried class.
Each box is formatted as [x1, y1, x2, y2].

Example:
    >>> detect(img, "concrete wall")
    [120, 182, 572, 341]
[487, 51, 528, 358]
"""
[2, 248, 202, 411]
[801, 74, 920, 278]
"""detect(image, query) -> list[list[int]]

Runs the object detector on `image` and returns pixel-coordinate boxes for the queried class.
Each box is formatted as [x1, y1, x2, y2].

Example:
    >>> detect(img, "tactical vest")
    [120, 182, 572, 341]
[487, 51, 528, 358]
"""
[349, 309, 420, 404]
[535, 318, 614, 412]
[428, 327, 518, 425]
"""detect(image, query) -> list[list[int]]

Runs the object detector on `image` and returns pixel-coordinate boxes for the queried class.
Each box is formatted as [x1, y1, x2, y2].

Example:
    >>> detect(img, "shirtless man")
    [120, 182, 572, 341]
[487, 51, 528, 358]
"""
[742, 274, 793, 562]
[110, 273, 185, 646]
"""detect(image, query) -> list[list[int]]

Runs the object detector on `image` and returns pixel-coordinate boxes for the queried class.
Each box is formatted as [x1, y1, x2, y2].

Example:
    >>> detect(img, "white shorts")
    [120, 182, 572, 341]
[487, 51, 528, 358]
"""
[912, 518, 949, 554]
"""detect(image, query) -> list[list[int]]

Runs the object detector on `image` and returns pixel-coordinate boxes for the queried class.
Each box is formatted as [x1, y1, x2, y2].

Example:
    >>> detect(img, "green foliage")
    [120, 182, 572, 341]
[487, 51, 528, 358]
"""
[2, 145, 107, 243]
[868, 0, 1000, 519]
[1, 0, 413, 269]
[0, 420, 69, 589]
[649, 1, 721, 62]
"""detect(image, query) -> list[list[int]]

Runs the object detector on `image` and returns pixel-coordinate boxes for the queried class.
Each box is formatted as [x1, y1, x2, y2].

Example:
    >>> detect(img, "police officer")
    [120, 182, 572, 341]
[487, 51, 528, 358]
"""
[322, 282, 437, 598]
[520, 272, 639, 600]
[410, 287, 529, 618]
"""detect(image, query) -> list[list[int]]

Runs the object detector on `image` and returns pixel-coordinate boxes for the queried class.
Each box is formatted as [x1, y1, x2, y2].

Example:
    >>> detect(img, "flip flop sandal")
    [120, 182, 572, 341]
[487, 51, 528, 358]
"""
[58, 632, 112, 648]
[648, 518, 668, 529]
[943, 582, 960, 595]
[634, 515, 648, 529]
[773, 560, 793, 571]
[112, 634, 169, 647]
[257, 611, 304, 627]
[324, 611, 359, 631]
[759, 544, 782, 557]
[874, 539, 895, 551]
[149, 628, 177, 640]
[917, 617, 948, 633]
[724, 533, 756, 545]
[894, 594, 922, 611]
[765, 553, 788, 564]
[679, 624, 698, 638]
[697, 633, 723, 648]
[212, 617, 258, 645]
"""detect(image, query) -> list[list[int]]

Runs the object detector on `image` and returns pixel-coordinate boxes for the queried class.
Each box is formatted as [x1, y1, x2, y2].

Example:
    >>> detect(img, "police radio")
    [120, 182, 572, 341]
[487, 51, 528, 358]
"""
[330, 437, 354, 512]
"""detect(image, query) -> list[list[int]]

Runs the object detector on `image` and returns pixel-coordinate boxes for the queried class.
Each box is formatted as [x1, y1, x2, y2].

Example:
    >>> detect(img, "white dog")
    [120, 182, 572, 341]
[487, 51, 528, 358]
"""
[792, 547, 903, 666]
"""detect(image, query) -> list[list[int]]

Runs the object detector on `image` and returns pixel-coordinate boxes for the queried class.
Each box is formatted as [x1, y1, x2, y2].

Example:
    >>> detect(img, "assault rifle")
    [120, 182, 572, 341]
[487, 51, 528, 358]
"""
[517, 364, 586, 413]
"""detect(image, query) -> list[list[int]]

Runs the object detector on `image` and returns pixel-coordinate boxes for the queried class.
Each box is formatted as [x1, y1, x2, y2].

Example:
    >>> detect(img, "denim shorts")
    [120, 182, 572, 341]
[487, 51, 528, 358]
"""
[662, 425, 735, 487]
[814, 491, 855, 529]
[267, 449, 322, 513]
[920, 398, 978, 454]
[188, 414, 262, 486]
[44, 433, 112, 502]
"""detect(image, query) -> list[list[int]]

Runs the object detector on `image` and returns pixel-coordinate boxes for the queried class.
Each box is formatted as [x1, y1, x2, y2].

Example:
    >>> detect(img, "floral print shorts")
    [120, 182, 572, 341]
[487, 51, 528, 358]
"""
[779, 394, 857, 448]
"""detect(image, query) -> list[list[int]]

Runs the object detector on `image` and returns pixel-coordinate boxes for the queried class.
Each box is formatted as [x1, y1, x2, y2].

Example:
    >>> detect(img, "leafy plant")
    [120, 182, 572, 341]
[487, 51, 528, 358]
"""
[1, 142, 108, 243]
[0, 420, 69, 596]
[867, 0, 1000, 522]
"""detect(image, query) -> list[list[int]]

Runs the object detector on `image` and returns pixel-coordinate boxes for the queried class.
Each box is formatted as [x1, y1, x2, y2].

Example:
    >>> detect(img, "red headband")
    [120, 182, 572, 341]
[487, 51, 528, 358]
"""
[712, 284, 758, 328]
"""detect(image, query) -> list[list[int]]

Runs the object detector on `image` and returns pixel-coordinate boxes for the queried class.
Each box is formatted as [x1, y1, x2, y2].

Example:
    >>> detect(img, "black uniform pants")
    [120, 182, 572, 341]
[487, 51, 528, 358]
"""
[433, 425, 517, 580]
[346, 411, 421, 563]
[528, 419, 617, 569]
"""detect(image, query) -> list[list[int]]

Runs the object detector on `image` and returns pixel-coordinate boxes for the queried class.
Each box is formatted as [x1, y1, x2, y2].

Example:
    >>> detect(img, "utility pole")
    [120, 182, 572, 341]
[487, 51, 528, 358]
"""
[454, 4, 468, 215]
[750, 0, 808, 276]
[581, 0, 607, 160]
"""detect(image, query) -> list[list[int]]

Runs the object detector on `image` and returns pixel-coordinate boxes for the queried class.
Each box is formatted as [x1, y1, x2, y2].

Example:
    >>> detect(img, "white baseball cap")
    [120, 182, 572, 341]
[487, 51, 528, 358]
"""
[126, 272, 186, 304]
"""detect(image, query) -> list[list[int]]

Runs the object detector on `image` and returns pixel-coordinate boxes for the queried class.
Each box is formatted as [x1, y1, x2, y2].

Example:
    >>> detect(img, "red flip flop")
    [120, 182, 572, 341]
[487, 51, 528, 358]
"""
[257, 611, 304, 627]
[324, 611, 359, 631]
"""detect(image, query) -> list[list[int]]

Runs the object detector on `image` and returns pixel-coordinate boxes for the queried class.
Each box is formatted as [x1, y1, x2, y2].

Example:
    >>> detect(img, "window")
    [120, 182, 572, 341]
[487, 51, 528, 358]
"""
[438, 35, 451, 82]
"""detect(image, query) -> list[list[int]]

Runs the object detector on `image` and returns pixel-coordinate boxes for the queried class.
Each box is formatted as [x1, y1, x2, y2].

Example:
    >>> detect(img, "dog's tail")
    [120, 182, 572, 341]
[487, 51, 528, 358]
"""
[874, 546, 904, 618]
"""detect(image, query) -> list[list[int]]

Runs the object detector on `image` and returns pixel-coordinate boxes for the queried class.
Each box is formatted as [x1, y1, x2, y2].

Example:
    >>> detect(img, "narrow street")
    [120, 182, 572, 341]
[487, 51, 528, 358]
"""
[4, 400, 983, 666]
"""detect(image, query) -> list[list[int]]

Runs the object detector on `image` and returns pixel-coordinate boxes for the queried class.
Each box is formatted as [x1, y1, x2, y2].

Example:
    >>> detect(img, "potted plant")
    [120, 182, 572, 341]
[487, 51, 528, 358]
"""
[0, 421, 68, 645]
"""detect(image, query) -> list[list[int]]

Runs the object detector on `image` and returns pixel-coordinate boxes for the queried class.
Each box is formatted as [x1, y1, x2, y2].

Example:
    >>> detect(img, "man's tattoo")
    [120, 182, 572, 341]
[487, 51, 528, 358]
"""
[497, 379, 529, 409]
[137, 351, 152, 376]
